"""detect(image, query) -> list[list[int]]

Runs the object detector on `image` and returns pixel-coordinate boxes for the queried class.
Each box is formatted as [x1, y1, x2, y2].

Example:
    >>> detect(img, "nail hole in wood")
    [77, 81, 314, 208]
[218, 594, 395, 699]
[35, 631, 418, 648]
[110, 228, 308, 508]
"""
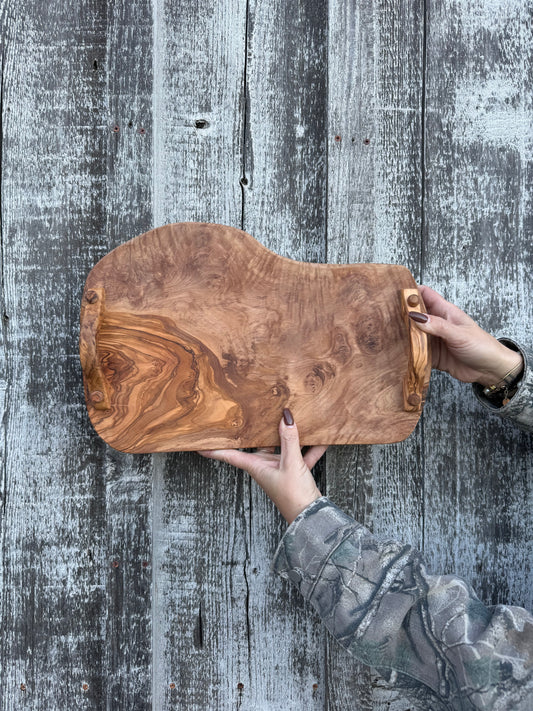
[364, 138, 370, 144]
[20, 684, 26, 692]
[82, 683, 89, 691]
[237, 683, 244, 692]
[240, 177, 248, 186]
[112, 560, 119, 568]
[139, 127, 146, 135]
[169, 683, 176, 690]
[93, 60, 98, 70]
[195, 119, 209, 129]
[334, 135, 341, 142]
[113, 125, 120, 133]
[128, 120, 133, 128]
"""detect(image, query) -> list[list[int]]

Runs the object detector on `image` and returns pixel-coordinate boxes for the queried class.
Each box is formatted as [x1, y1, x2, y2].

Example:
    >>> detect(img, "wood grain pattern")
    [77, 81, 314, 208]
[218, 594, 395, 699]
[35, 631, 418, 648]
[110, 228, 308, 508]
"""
[400, 289, 431, 412]
[149, 3, 251, 710]
[240, 2, 330, 707]
[0, 1, 110, 707]
[325, 0, 426, 708]
[422, 0, 533, 611]
[81, 222, 427, 452]
[103, 1, 154, 707]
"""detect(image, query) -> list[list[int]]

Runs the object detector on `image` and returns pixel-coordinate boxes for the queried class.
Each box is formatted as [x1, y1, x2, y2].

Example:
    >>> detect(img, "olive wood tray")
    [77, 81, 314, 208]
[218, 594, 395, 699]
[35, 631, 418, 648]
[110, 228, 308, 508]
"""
[80, 223, 431, 452]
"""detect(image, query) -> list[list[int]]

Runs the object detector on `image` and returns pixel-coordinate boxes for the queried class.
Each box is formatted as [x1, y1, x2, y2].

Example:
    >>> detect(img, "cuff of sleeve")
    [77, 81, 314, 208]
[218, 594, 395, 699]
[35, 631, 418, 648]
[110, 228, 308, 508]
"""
[272, 497, 368, 601]
[472, 339, 533, 431]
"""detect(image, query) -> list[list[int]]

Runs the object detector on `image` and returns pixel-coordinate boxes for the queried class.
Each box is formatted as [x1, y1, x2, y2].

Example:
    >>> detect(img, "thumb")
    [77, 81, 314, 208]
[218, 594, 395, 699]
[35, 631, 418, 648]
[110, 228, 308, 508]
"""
[279, 408, 305, 471]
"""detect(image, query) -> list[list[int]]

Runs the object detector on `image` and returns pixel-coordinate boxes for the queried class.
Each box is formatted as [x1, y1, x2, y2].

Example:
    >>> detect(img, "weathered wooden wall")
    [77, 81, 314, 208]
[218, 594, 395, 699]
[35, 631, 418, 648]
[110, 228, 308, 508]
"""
[0, 0, 531, 709]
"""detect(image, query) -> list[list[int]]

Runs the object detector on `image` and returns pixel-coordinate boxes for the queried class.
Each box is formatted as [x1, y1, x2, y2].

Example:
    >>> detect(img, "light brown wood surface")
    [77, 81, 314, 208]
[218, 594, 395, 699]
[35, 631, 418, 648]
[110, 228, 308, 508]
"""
[80, 223, 430, 452]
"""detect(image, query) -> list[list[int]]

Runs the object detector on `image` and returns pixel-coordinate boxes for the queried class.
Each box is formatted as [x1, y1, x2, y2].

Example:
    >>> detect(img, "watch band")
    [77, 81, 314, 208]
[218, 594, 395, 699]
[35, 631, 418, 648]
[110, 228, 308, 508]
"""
[482, 361, 524, 406]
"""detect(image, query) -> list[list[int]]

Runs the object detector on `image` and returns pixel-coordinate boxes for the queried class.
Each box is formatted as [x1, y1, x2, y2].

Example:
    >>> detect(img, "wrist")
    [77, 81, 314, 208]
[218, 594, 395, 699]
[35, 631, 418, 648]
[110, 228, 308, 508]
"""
[282, 488, 322, 525]
[476, 346, 523, 387]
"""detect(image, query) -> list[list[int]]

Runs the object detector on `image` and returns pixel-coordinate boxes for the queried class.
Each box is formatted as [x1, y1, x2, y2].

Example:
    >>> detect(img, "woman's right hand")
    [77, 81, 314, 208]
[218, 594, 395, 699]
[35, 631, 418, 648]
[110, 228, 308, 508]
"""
[410, 286, 523, 388]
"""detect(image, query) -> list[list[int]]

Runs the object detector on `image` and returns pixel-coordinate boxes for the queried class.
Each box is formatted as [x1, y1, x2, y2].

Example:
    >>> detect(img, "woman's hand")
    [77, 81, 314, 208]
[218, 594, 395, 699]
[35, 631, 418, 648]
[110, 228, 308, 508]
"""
[411, 286, 523, 387]
[199, 409, 327, 524]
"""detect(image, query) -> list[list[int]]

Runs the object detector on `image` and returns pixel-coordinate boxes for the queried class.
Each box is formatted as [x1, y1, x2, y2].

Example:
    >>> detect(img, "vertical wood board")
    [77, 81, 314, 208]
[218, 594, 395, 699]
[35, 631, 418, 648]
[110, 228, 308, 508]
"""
[422, 0, 533, 609]
[243, 0, 328, 707]
[326, 1, 425, 708]
[0, 1, 109, 707]
[150, 1, 251, 709]
[103, 0, 155, 707]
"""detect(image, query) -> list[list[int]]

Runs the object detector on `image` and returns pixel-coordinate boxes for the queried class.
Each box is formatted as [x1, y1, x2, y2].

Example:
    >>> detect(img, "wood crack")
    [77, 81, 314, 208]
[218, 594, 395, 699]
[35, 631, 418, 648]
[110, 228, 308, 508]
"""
[193, 603, 204, 649]
[240, 0, 251, 229]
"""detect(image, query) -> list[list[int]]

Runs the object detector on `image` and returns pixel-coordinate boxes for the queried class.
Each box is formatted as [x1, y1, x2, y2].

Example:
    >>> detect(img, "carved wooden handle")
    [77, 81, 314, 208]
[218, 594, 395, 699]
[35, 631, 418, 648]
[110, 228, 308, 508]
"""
[80, 287, 111, 410]
[400, 288, 431, 412]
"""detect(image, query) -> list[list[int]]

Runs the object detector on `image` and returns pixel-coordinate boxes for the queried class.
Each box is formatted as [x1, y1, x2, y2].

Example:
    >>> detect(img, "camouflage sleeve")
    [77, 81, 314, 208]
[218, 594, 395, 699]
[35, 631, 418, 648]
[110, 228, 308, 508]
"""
[473, 340, 533, 432]
[273, 497, 533, 710]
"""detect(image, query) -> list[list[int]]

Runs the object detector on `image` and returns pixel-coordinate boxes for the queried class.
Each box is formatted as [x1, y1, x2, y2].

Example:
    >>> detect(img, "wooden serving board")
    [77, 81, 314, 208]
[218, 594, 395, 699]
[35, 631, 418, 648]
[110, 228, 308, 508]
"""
[80, 223, 430, 452]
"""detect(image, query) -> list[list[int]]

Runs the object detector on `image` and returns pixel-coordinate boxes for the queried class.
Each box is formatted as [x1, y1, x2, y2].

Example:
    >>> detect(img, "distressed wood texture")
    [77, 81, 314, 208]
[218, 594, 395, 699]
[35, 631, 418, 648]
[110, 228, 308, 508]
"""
[0, 2, 111, 709]
[1, 1, 532, 710]
[80, 223, 428, 452]
[326, 1, 427, 709]
[422, 0, 533, 611]
[102, 0, 154, 707]
[149, 3, 251, 710]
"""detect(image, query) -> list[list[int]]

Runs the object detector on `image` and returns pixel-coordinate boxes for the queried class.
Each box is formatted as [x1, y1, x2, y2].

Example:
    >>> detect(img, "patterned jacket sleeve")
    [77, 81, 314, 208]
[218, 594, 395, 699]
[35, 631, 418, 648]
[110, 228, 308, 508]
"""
[472, 340, 533, 431]
[273, 497, 533, 710]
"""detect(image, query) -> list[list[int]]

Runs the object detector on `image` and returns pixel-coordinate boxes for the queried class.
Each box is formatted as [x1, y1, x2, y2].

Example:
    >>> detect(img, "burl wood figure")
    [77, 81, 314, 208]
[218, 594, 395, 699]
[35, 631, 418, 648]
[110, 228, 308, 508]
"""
[80, 223, 431, 452]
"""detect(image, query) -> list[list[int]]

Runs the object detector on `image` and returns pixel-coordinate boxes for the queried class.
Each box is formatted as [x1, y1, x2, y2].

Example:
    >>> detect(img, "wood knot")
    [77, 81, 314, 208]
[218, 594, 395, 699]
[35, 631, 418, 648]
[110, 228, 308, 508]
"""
[90, 390, 104, 403]
[407, 393, 421, 407]
[85, 290, 98, 304]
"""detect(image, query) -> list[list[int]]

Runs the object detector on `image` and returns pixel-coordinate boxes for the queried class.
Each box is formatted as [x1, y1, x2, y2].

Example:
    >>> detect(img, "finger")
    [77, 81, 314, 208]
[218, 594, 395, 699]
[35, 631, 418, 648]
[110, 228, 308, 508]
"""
[255, 447, 276, 454]
[418, 285, 470, 325]
[279, 410, 304, 471]
[418, 285, 451, 318]
[199, 448, 267, 473]
[409, 311, 456, 341]
[303, 445, 328, 470]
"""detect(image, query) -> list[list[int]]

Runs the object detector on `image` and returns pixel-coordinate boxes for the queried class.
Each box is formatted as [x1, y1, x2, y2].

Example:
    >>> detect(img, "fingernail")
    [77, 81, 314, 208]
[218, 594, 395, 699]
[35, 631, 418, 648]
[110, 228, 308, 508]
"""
[408, 311, 429, 324]
[283, 408, 294, 426]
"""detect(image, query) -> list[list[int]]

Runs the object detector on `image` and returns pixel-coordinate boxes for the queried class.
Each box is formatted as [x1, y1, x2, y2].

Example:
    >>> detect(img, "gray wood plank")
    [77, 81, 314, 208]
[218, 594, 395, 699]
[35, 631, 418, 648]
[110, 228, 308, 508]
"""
[0, 1, 109, 707]
[422, 0, 533, 609]
[326, 1, 425, 708]
[103, 0, 154, 707]
[150, 1, 250, 709]
[242, 0, 328, 707]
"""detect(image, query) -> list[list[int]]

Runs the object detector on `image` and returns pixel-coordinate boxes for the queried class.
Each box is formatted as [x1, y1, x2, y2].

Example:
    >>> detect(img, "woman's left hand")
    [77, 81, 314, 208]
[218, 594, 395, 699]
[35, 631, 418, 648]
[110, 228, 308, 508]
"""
[199, 409, 327, 524]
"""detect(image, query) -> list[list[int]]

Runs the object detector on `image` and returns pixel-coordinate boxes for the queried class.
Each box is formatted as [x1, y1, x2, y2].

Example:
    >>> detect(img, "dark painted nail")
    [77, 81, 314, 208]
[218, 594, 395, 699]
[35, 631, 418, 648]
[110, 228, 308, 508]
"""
[408, 311, 428, 324]
[283, 408, 294, 426]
